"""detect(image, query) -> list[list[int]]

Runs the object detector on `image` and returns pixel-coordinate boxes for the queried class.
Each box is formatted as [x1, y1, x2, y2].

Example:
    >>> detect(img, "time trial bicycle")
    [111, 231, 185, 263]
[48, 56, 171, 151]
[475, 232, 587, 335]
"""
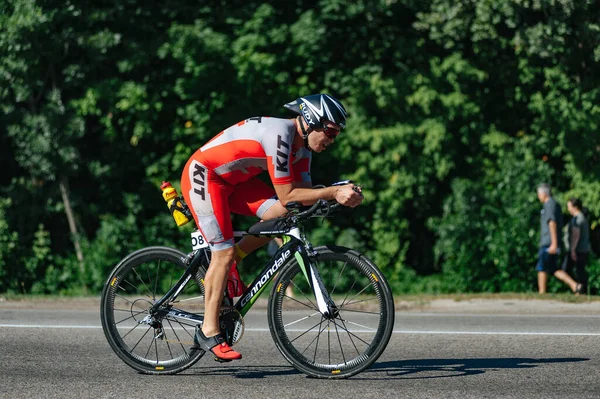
[100, 192, 395, 379]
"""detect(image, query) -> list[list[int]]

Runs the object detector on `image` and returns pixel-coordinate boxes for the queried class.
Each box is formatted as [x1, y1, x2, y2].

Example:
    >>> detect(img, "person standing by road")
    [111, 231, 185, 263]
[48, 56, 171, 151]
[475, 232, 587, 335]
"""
[535, 183, 581, 294]
[564, 197, 590, 294]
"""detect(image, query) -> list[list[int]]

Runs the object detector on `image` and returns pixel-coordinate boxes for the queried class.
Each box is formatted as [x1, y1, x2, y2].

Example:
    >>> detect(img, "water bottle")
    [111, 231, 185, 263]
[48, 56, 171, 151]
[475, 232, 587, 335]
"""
[160, 181, 192, 227]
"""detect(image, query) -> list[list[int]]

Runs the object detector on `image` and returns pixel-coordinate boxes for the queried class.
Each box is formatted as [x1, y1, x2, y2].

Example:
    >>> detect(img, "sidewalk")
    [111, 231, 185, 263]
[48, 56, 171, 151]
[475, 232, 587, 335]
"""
[2, 295, 600, 315]
[397, 297, 600, 315]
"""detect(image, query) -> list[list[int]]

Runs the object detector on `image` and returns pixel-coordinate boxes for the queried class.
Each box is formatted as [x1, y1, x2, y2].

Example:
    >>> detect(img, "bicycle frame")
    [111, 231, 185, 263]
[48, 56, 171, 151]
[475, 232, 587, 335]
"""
[149, 226, 337, 325]
[235, 228, 336, 318]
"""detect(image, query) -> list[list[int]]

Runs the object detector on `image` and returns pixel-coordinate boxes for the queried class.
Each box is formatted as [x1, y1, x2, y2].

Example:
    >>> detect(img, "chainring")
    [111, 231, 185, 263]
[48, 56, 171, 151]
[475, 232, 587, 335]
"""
[219, 306, 245, 346]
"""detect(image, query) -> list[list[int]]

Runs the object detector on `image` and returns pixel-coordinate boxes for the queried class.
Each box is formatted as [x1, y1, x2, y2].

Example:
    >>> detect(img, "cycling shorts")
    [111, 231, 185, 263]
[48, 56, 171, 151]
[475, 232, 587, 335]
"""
[181, 159, 278, 251]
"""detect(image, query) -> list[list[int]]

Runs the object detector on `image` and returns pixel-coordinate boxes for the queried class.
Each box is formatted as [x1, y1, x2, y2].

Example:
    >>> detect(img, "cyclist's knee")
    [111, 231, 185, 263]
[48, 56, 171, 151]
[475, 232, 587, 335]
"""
[261, 201, 288, 220]
[210, 246, 236, 267]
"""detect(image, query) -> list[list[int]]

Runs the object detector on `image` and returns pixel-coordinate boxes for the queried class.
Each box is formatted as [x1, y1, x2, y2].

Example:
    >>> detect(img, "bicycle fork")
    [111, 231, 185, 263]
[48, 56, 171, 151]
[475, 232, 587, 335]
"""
[295, 246, 338, 318]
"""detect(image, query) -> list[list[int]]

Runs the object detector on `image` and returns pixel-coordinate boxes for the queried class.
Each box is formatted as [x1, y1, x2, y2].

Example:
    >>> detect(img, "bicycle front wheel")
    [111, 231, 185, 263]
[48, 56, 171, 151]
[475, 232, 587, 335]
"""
[268, 245, 395, 379]
[100, 246, 207, 374]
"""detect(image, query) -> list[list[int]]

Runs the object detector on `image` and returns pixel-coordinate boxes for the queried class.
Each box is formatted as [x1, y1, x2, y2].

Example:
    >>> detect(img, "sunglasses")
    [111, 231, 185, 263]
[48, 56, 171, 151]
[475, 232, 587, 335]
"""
[321, 123, 341, 139]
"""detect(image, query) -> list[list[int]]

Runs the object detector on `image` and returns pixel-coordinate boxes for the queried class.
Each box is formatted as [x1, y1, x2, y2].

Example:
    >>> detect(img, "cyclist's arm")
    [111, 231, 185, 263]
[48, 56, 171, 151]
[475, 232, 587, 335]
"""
[274, 182, 362, 208]
[293, 181, 312, 189]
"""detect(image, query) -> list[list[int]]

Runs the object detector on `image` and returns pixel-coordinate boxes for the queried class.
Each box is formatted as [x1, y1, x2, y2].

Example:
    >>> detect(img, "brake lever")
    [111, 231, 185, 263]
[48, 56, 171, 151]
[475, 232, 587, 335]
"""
[353, 185, 364, 198]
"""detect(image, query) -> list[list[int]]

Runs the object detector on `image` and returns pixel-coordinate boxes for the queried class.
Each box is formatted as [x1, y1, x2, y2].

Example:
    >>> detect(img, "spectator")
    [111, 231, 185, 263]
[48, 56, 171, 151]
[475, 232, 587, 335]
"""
[535, 183, 582, 294]
[563, 197, 590, 294]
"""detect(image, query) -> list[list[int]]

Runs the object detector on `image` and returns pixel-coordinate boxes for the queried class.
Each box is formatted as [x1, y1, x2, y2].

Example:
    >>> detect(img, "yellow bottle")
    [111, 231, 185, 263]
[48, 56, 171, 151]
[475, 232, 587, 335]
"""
[160, 181, 192, 227]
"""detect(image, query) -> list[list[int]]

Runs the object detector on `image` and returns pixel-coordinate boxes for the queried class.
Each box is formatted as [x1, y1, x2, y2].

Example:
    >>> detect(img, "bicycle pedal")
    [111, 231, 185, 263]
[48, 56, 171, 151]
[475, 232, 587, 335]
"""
[213, 357, 233, 363]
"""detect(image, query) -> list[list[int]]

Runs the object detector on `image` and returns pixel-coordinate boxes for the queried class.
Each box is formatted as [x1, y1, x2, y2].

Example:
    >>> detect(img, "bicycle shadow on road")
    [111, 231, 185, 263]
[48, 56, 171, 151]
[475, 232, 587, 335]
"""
[360, 357, 589, 380]
[184, 365, 302, 379]
[181, 358, 589, 380]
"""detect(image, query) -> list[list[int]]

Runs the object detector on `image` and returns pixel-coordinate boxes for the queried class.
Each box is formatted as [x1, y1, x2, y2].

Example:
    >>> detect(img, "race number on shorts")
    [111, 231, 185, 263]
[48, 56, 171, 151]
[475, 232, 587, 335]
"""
[191, 230, 209, 250]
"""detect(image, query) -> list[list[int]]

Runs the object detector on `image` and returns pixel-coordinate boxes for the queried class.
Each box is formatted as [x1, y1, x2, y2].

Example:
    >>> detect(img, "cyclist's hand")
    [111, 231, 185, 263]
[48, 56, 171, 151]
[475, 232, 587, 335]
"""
[334, 184, 363, 208]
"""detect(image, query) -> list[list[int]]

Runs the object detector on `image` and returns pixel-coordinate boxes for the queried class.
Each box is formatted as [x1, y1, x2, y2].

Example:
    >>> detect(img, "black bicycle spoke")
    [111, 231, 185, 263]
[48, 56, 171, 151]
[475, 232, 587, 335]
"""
[165, 318, 188, 352]
[336, 317, 379, 332]
[328, 318, 372, 346]
[312, 317, 324, 363]
[118, 278, 151, 299]
[290, 318, 325, 344]
[163, 330, 175, 360]
[337, 318, 361, 356]
[290, 279, 319, 310]
[337, 307, 381, 316]
[132, 266, 153, 300]
[329, 260, 348, 297]
[340, 296, 379, 307]
[145, 264, 153, 300]
[112, 307, 143, 313]
[149, 333, 158, 363]
[282, 293, 318, 311]
[327, 320, 332, 364]
[165, 315, 197, 337]
[338, 277, 358, 309]
[114, 292, 151, 310]
[153, 261, 160, 301]
[129, 325, 152, 353]
[339, 282, 372, 308]
[332, 319, 347, 365]
[114, 309, 147, 325]
[299, 318, 329, 356]
[283, 310, 321, 329]
[120, 321, 143, 340]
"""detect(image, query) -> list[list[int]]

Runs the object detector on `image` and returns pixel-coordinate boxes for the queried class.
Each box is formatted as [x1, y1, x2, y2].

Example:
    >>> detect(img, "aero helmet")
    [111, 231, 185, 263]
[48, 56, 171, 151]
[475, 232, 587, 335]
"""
[284, 94, 348, 130]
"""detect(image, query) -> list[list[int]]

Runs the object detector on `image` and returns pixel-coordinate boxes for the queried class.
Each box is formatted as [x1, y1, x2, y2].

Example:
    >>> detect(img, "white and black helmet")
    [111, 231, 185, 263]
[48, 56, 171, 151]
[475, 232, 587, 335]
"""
[284, 94, 348, 130]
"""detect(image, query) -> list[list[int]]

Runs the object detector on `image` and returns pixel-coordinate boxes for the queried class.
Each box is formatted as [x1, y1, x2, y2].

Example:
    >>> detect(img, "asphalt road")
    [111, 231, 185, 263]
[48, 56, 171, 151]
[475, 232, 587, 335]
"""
[2, 299, 600, 399]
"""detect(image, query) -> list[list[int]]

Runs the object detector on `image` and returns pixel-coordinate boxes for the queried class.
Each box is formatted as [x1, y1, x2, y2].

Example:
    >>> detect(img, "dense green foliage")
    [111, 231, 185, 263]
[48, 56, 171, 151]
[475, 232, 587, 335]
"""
[1, 0, 598, 295]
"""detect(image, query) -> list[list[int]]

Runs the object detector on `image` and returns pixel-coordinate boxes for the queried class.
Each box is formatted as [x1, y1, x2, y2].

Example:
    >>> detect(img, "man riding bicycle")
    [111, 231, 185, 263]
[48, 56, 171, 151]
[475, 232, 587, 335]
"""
[180, 93, 363, 361]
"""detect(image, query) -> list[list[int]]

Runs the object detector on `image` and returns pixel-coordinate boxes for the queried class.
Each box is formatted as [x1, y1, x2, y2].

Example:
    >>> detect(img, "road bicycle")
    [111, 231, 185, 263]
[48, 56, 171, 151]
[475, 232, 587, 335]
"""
[100, 192, 395, 379]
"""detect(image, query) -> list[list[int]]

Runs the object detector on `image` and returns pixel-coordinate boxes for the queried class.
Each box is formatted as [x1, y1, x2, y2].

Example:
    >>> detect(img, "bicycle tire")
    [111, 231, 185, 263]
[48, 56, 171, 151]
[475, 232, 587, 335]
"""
[100, 246, 207, 375]
[267, 245, 395, 379]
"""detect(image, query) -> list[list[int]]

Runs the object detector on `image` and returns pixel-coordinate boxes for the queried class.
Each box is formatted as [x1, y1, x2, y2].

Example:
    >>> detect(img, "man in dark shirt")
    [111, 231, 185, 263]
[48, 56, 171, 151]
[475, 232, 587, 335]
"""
[535, 183, 581, 294]
[564, 197, 590, 293]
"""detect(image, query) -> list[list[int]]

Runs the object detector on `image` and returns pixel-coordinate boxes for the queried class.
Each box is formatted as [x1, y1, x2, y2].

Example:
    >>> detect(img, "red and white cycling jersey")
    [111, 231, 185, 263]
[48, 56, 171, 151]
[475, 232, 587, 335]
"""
[195, 116, 311, 185]
[181, 117, 311, 250]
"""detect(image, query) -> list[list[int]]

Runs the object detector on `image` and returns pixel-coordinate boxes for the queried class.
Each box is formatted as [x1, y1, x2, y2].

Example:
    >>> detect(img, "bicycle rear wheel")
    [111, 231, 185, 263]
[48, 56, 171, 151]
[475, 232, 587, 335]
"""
[100, 246, 207, 374]
[268, 245, 395, 379]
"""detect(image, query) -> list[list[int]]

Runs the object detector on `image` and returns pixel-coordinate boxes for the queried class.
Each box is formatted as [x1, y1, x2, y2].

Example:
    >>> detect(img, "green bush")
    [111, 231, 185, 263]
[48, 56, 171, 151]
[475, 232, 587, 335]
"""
[0, 198, 19, 292]
[432, 136, 553, 292]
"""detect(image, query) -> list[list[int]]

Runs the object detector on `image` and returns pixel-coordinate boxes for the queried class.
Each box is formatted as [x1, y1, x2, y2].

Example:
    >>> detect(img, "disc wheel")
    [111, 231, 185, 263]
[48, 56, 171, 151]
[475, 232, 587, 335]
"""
[100, 246, 207, 374]
[268, 245, 395, 379]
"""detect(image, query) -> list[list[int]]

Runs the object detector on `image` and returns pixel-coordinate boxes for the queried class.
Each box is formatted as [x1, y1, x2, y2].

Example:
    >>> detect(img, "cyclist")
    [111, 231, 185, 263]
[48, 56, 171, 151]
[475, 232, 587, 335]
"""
[180, 93, 363, 361]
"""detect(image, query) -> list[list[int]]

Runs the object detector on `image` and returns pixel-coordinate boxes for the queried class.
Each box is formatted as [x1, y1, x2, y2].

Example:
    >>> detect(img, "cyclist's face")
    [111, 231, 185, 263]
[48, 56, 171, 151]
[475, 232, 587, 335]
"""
[321, 121, 341, 139]
[311, 121, 341, 153]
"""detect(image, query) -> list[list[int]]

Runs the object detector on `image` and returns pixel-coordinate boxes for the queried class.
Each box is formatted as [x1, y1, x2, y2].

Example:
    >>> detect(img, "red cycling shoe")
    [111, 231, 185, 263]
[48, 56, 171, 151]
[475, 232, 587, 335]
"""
[192, 326, 242, 361]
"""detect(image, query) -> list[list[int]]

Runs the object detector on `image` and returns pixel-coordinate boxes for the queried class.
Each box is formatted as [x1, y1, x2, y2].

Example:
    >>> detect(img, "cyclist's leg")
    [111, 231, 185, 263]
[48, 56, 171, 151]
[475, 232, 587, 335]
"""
[202, 246, 235, 335]
[181, 159, 241, 359]
[229, 177, 288, 258]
